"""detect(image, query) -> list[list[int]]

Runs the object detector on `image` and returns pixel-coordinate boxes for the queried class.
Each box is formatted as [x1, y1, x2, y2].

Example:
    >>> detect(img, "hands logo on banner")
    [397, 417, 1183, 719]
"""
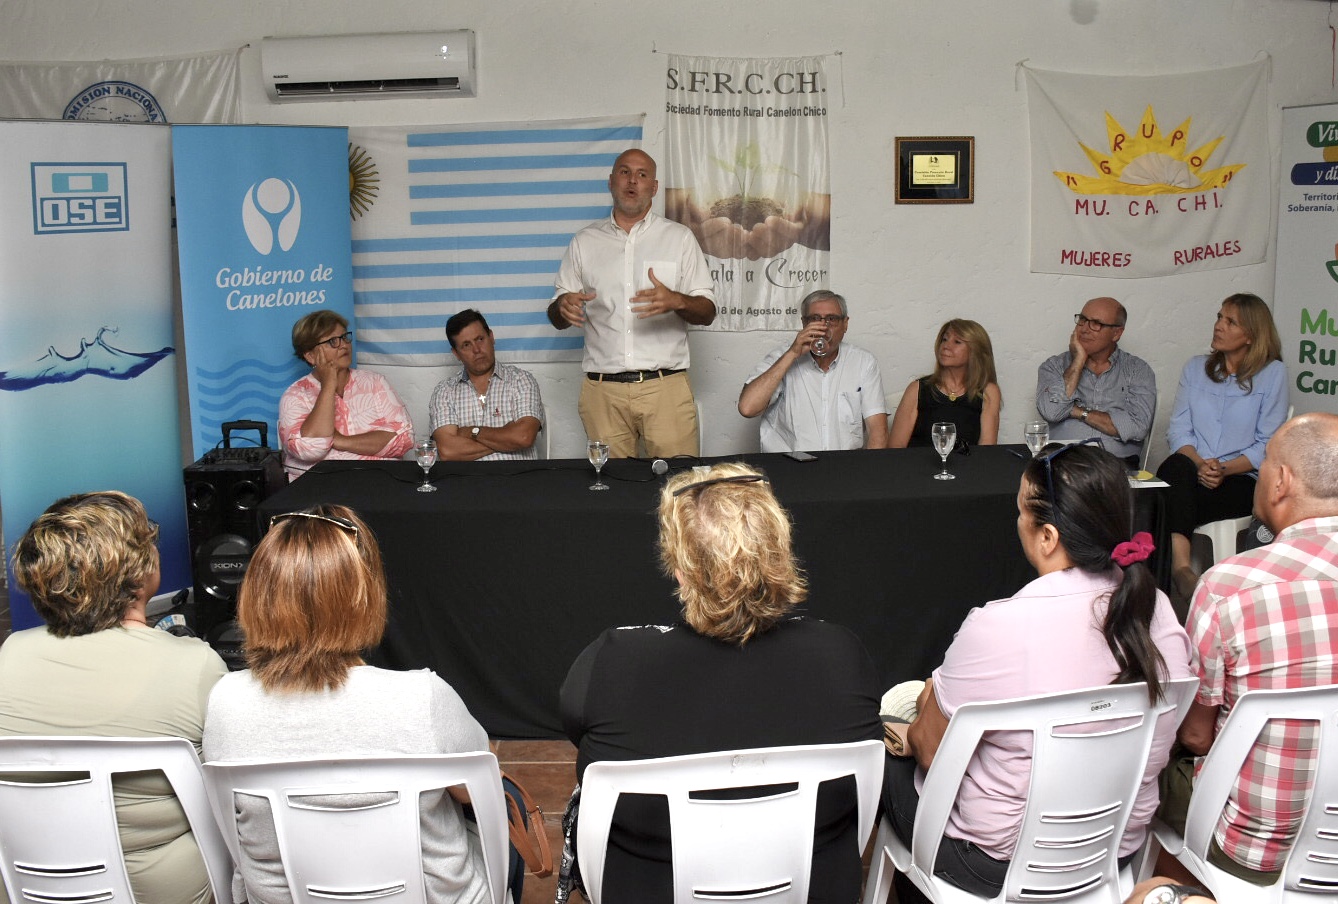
[242, 177, 302, 254]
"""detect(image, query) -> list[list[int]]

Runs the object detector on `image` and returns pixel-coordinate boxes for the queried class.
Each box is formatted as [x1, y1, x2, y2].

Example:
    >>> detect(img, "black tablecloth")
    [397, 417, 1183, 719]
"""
[260, 447, 1044, 738]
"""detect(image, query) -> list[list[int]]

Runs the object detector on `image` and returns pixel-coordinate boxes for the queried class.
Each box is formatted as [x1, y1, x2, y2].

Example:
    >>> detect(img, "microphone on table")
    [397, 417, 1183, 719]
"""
[652, 458, 669, 477]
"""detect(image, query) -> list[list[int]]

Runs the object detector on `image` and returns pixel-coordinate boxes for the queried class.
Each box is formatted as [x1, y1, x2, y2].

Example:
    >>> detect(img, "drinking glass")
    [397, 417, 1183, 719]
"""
[811, 336, 830, 358]
[931, 422, 957, 481]
[1024, 421, 1049, 456]
[414, 439, 438, 493]
[587, 441, 610, 491]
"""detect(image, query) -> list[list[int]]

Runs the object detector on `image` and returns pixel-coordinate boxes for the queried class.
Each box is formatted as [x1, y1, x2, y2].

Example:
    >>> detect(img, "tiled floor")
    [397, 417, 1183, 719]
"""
[493, 739, 890, 904]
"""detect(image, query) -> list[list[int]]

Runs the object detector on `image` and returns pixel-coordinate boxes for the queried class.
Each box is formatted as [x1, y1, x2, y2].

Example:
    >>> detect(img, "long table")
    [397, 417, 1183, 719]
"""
[260, 447, 1049, 738]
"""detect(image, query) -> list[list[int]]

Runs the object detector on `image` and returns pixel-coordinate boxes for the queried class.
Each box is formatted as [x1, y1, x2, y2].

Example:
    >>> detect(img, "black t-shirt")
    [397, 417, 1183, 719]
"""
[560, 615, 883, 903]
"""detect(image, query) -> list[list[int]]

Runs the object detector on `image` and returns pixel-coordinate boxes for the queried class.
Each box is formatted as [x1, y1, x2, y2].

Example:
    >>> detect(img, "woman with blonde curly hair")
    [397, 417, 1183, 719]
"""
[889, 318, 1001, 448]
[0, 491, 228, 904]
[560, 461, 882, 903]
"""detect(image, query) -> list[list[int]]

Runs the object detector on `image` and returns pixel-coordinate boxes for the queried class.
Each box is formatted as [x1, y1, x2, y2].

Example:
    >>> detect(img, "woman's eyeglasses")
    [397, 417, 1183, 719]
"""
[269, 511, 359, 538]
[671, 474, 768, 497]
[312, 331, 353, 351]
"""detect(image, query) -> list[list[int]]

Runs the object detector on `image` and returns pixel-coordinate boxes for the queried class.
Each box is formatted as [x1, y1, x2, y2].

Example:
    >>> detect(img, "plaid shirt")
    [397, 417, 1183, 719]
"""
[428, 363, 544, 461]
[1187, 515, 1338, 871]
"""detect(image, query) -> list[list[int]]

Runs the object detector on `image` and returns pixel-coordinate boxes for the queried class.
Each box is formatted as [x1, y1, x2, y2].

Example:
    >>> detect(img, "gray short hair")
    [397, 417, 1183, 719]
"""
[800, 290, 847, 318]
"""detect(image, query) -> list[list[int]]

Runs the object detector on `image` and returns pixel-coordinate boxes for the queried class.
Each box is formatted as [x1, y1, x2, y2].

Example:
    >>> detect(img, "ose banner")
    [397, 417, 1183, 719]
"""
[173, 125, 354, 459]
[664, 53, 832, 330]
[1275, 104, 1338, 415]
[0, 121, 188, 628]
[1026, 60, 1269, 278]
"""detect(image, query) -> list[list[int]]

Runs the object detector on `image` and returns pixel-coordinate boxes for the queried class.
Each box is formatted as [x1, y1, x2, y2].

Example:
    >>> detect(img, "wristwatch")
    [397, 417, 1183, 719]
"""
[1079, 407, 1090, 422]
[471, 426, 481, 439]
[1141, 883, 1207, 904]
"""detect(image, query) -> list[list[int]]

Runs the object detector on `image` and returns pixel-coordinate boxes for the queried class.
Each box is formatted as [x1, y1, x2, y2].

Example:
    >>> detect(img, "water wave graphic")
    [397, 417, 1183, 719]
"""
[0, 327, 172, 391]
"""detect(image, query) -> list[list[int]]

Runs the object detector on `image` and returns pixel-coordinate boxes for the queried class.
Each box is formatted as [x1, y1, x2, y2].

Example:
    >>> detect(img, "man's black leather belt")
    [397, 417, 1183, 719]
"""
[586, 369, 684, 383]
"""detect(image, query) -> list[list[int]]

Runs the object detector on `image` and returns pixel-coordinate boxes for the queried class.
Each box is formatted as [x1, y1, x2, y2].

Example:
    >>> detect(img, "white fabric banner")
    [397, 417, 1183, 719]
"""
[348, 116, 643, 366]
[1025, 60, 1269, 278]
[1274, 103, 1338, 414]
[664, 54, 832, 330]
[0, 48, 240, 123]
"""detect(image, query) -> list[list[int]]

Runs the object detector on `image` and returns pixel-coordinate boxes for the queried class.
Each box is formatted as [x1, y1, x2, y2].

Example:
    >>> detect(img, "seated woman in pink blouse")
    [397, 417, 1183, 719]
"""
[278, 311, 414, 480]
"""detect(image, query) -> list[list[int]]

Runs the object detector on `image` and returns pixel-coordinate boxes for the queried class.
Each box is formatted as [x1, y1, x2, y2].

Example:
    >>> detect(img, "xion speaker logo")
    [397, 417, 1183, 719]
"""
[30, 162, 130, 235]
[242, 177, 302, 255]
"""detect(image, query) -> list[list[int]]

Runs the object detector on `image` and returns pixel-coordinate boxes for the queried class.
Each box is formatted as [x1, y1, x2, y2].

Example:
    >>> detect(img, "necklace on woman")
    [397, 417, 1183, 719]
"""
[939, 382, 965, 402]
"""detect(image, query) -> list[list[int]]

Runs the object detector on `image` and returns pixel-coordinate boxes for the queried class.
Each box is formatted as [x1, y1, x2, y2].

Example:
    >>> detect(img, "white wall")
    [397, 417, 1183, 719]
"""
[4, 0, 1334, 462]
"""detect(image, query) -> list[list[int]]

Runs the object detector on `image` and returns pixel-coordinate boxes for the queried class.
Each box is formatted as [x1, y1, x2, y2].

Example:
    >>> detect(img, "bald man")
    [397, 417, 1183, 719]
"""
[1036, 296, 1156, 465]
[548, 148, 715, 459]
[1168, 413, 1338, 885]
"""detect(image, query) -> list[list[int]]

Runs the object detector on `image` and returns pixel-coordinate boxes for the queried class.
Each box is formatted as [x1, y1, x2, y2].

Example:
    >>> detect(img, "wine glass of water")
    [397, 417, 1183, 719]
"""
[587, 441, 610, 491]
[811, 336, 829, 358]
[1024, 421, 1049, 456]
[931, 422, 957, 481]
[414, 439, 437, 493]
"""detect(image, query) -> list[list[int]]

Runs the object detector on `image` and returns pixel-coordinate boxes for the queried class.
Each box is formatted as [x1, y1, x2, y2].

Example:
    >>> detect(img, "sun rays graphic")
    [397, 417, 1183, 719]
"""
[348, 143, 380, 219]
[1055, 106, 1246, 196]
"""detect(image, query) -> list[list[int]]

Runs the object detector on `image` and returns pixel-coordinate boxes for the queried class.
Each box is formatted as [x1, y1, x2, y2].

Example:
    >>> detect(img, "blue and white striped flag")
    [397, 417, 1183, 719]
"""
[348, 115, 644, 365]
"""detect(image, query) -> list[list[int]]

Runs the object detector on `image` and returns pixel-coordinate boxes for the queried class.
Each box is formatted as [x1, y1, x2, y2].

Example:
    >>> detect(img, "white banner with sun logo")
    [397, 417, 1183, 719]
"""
[1025, 60, 1269, 278]
[664, 54, 832, 331]
[0, 48, 241, 123]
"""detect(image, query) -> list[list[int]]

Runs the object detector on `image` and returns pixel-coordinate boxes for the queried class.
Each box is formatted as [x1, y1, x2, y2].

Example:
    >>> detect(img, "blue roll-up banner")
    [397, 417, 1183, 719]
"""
[173, 125, 353, 459]
[0, 120, 188, 629]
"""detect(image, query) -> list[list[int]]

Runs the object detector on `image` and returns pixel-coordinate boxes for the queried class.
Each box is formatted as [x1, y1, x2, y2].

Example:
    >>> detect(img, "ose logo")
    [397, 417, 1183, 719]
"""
[31, 163, 129, 235]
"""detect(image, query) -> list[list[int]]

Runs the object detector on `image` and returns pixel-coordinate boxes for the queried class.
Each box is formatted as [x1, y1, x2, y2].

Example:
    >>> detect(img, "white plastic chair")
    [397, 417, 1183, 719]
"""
[864, 678, 1198, 904]
[1139, 393, 1159, 473]
[0, 736, 234, 904]
[577, 739, 884, 904]
[202, 752, 509, 904]
[1192, 516, 1253, 567]
[1144, 684, 1338, 902]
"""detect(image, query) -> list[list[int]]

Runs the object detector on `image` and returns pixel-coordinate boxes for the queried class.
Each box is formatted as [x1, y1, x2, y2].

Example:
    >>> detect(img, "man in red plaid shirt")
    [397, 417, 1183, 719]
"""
[1173, 412, 1338, 884]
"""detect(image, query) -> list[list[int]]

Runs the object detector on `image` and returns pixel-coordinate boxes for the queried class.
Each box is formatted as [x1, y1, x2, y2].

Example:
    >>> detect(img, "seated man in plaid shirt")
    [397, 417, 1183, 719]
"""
[1169, 412, 1338, 885]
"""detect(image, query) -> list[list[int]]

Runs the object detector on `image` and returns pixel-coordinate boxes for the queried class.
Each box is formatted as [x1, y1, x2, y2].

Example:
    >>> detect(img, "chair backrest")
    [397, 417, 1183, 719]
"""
[541, 403, 552, 459]
[202, 752, 508, 904]
[576, 739, 884, 904]
[1182, 683, 1338, 898]
[0, 735, 234, 904]
[908, 677, 1198, 904]
[1139, 392, 1159, 472]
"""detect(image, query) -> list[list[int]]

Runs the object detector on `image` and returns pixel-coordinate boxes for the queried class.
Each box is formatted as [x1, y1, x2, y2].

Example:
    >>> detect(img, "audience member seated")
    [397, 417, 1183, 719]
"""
[0, 491, 228, 904]
[1162, 413, 1338, 887]
[203, 504, 498, 904]
[883, 442, 1193, 904]
[277, 311, 414, 480]
[429, 308, 544, 461]
[888, 318, 1000, 448]
[1035, 296, 1156, 466]
[560, 461, 882, 903]
[737, 289, 888, 453]
[1155, 293, 1287, 601]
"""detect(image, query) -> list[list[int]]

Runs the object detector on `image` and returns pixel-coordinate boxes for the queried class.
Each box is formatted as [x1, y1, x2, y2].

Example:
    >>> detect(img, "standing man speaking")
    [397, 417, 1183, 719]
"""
[548, 149, 715, 459]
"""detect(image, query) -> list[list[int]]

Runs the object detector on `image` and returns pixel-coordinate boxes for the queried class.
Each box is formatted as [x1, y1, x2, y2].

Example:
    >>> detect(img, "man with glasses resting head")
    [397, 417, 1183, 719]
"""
[1035, 297, 1156, 468]
[278, 310, 414, 480]
[738, 289, 888, 453]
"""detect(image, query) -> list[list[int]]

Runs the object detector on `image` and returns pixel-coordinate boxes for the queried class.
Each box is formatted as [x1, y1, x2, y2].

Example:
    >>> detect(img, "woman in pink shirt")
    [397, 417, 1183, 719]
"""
[277, 311, 414, 480]
[884, 441, 1194, 903]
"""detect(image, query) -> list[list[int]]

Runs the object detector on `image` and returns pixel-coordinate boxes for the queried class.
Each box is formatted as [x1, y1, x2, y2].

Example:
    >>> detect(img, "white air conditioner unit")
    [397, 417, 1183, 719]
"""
[261, 31, 476, 102]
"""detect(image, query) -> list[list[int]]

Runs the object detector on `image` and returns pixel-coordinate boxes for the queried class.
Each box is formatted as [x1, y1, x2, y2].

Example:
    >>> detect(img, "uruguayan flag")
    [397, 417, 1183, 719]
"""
[349, 115, 644, 365]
